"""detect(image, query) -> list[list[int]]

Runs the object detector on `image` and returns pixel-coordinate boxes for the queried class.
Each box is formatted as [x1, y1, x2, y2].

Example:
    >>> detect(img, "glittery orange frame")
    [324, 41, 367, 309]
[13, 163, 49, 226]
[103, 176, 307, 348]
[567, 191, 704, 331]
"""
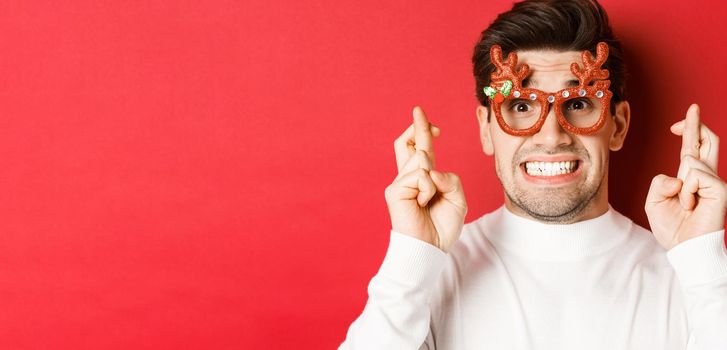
[486, 42, 613, 136]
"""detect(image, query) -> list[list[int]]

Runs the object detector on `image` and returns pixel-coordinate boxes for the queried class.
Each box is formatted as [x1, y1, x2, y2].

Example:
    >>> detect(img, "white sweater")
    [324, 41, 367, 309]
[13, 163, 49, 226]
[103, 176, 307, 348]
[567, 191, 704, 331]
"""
[339, 205, 727, 350]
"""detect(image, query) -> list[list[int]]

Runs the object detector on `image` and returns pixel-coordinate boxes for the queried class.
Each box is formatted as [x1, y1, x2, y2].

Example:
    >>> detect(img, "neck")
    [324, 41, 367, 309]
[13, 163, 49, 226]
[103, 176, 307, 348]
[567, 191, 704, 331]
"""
[484, 203, 632, 261]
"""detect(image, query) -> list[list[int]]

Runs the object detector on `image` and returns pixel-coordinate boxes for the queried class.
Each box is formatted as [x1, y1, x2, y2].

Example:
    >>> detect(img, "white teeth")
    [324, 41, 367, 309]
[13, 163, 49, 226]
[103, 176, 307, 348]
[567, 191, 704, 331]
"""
[524, 161, 578, 176]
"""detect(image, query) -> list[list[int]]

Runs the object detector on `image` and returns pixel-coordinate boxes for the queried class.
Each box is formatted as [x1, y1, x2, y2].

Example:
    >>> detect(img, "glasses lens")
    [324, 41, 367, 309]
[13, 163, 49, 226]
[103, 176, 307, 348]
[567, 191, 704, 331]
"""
[559, 97, 604, 128]
[500, 98, 542, 130]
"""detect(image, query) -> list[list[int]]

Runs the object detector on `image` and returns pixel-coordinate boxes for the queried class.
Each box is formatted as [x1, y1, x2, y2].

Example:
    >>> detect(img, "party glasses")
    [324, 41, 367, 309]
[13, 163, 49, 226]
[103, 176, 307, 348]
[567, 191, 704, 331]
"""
[484, 42, 613, 136]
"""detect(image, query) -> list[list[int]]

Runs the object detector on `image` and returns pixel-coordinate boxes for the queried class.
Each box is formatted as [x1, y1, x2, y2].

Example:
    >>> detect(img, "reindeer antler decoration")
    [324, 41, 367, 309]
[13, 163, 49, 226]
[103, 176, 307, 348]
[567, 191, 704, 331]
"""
[570, 42, 610, 89]
[483, 45, 530, 103]
[490, 45, 529, 88]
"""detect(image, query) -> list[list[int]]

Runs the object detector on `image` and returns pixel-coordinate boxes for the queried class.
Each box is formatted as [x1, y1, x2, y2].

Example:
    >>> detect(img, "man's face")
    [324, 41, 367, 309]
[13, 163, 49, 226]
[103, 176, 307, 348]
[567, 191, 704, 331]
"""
[477, 49, 630, 223]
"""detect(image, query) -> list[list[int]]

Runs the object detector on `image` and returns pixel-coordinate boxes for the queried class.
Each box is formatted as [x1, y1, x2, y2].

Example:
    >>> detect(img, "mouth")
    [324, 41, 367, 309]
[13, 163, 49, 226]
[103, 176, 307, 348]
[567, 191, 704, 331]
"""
[523, 160, 579, 176]
[519, 157, 583, 184]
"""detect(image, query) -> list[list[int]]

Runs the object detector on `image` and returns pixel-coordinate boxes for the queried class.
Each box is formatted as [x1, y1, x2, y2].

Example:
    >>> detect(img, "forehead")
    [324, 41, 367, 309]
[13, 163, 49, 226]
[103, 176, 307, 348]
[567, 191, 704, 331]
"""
[514, 50, 582, 89]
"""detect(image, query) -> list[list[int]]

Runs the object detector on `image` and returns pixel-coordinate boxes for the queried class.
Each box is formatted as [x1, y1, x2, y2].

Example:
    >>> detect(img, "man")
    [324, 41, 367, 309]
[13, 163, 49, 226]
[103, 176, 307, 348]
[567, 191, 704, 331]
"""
[339, 0, 727, 349]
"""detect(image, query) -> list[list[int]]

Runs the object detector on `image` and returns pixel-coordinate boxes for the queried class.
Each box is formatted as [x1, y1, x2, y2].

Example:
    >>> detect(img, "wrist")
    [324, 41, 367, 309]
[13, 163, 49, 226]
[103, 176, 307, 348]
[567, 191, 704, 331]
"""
[667, 229, 727, 287]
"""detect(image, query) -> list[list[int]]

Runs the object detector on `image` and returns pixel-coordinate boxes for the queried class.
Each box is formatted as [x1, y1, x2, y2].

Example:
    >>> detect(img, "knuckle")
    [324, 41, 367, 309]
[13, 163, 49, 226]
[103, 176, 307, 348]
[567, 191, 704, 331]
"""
[682, 154, 697, 165]
[384, 191, 393, 202]
[384, 181, 405, 200]
[684, 168, 694, 179]
[415, 167, 430, 177]
[651, 174, 668, 187]
[384, 184, 394, 198]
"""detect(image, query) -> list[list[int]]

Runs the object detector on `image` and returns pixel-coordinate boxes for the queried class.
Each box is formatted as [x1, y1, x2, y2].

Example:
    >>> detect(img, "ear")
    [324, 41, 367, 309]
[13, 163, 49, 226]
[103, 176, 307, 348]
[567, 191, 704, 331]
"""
[609, 101, 630, 151]
[476, 105, 495, 155]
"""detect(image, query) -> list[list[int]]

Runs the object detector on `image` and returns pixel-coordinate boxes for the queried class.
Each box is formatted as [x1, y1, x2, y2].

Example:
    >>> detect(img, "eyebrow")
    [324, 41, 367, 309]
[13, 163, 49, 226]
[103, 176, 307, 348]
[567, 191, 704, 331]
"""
[522, 78, 580, 88]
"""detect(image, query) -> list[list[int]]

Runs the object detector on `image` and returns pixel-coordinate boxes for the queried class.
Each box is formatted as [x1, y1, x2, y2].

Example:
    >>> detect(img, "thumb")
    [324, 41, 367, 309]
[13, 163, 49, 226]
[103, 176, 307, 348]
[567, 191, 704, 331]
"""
[430, 170, 466, 205]
[646, 174, 682, 204]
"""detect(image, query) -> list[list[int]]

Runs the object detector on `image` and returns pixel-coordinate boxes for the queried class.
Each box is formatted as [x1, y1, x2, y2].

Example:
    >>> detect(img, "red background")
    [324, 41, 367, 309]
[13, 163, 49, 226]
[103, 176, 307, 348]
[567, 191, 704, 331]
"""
[1, 0, 726, 348]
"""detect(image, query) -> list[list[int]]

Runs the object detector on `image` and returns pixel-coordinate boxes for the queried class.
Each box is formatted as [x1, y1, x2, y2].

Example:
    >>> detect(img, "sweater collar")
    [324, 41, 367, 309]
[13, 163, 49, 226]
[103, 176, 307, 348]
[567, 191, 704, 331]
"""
[482, 204, 632, 261]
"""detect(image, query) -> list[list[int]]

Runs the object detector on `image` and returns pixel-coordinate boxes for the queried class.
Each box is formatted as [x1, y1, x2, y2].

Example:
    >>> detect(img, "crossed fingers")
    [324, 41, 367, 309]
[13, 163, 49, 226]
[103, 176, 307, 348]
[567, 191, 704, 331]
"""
[671, 103, 720, 176]
[393, 106, 440, 177]
[669, 104, 724, 209]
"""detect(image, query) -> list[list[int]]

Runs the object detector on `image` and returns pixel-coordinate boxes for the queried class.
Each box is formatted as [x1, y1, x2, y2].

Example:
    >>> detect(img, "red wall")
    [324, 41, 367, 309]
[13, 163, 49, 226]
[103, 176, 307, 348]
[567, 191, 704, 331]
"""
[1, 0, 726, 348]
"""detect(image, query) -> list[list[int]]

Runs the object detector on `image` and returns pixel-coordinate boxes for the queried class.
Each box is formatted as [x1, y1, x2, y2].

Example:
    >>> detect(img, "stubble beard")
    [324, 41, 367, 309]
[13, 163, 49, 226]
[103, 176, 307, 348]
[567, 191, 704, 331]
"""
[496, 147, 606, 224]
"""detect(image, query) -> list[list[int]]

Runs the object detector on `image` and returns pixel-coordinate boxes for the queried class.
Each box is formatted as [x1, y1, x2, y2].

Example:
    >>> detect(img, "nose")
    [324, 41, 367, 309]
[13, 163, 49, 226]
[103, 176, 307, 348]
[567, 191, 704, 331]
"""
[531, 103, 573, 148]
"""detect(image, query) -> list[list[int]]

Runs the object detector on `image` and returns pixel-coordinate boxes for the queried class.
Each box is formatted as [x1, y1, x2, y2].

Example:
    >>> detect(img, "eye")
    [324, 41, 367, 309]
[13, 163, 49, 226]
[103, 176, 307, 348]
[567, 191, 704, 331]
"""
[509, 100, 532, 113]
[566, 98, 592, 110]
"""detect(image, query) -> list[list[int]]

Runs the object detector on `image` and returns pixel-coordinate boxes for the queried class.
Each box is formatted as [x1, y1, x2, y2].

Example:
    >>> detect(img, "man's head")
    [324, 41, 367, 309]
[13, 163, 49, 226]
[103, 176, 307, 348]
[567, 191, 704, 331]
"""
[472, 0, 631, 223]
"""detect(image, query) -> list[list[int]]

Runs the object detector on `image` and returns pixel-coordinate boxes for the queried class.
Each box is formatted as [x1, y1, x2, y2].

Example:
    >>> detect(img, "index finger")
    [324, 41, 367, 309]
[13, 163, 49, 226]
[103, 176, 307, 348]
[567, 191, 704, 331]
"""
[680, 103, 701, 160]
[413, 106, 436, 166]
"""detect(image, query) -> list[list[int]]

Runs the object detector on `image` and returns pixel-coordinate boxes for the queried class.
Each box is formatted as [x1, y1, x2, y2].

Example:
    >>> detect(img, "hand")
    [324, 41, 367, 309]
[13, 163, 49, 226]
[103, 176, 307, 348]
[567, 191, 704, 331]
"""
[384, 106, 468, 252]
[645, 103, 727, 250]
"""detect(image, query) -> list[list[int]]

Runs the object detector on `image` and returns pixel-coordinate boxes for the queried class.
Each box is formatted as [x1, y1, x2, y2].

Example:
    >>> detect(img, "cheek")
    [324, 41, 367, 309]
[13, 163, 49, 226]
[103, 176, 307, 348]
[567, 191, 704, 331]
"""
[581, 140, 611, 171]
[491, 136, 523, 175]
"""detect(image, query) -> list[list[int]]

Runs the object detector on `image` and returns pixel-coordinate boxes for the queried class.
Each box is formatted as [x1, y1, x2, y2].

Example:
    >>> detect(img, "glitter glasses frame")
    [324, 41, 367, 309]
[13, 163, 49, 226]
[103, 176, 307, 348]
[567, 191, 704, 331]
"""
[492, 82, 613, 136]
[485, 42, 613, 136]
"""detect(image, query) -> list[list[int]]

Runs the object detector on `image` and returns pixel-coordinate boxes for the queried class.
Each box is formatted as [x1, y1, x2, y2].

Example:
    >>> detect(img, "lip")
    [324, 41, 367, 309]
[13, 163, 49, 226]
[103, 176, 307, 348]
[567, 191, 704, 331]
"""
[519, 155, 584, 185]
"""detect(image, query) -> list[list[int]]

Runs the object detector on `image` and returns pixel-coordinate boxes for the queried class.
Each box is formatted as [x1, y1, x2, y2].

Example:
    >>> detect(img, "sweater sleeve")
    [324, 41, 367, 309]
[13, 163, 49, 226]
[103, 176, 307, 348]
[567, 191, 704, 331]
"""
[667, 229, 727, 350]
[338, 230, 447, 350]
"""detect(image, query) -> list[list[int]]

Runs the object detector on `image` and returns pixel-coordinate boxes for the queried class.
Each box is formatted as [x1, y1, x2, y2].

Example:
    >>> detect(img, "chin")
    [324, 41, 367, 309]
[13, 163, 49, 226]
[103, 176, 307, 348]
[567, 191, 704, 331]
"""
[505, 170, 602, 222]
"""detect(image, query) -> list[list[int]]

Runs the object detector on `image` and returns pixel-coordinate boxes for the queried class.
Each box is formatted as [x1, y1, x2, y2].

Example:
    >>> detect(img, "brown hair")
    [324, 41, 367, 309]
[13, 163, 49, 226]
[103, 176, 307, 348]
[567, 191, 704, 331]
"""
[472, 0, 626, 114]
